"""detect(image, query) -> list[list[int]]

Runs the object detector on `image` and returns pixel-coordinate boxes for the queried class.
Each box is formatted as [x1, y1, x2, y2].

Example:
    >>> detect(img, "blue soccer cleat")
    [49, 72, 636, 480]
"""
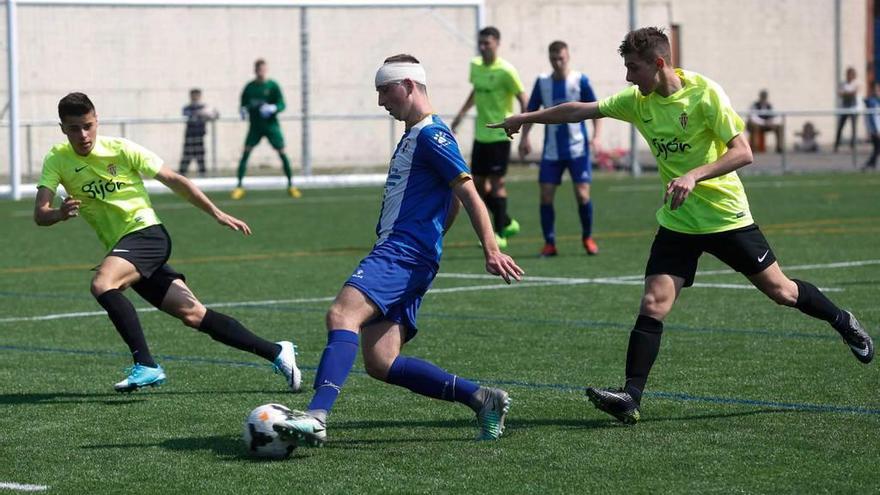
[273, 341, 303, 393]
[113, 363, 166, 393]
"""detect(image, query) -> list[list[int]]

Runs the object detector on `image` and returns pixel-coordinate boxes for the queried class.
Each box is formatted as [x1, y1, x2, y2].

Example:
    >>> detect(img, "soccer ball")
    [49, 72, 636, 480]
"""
[242, 403, 297, 459]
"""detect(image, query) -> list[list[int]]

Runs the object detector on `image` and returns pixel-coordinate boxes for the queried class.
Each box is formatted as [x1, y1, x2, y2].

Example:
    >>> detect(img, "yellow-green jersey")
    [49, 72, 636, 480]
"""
[599, 69, 752, 234]
[469, 56, 525, 143]
[38, 136, 164, 250]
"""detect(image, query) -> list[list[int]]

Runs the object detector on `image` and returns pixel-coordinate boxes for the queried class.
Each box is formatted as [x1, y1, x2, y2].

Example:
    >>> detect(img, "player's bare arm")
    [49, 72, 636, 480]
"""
[664, 133, 753, 210]
[153, 167, 252, 235]
[488, 101, 603, 139]
[518, 122, 534, 158]
[452, 178, 524, 284]
[33, 187, 80, 226]
[443, 195, 462, 234]
[450, 90, 475, 133]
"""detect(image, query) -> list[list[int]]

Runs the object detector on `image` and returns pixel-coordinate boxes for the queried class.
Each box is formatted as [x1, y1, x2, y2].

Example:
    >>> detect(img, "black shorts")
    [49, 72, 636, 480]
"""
[107, 225, 185, 308]
[471, 140, 511, 176]
[645, 224, 777, 287]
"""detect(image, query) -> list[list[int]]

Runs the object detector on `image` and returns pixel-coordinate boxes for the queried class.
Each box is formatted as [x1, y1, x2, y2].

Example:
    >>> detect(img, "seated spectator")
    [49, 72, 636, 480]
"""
[794, 121, 820, 153]
[747, 89, 783, 152]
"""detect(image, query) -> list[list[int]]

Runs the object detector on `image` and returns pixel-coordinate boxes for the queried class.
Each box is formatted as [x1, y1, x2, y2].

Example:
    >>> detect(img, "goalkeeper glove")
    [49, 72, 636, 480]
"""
[259, 103, 278, 118]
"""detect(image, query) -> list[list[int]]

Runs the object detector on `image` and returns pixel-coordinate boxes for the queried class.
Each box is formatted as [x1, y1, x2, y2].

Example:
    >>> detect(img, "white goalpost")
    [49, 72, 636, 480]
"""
[2, 0, 485, 199]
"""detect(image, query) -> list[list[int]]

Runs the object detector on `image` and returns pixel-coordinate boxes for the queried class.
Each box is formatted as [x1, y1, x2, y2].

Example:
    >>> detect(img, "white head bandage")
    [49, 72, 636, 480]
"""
[375, 62, 427, 88]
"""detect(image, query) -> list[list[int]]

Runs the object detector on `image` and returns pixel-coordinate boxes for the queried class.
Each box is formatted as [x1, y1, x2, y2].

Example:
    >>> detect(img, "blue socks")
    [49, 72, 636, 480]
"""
[386, 355, 479, 405]
[579, 201, 593, 239]
[307, 329, 359, 414]
[540, 203, 555, 245]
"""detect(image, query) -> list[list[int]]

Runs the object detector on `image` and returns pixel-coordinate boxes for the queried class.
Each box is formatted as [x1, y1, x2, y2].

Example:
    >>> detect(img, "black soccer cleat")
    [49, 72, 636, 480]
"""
[835, 311, 874, 364]
[585, 387, 640, 425]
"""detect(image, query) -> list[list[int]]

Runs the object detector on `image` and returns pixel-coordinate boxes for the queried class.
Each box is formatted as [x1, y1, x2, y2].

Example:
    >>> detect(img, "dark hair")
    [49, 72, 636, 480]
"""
[618, 27, 671, 64]
[58, 92, 95, 120]
[190, 88, 202, 96]
[548, 40, 568, 53]
[479, 26, 500, 40]
[254, 58, 266, 70]
[383, 53, 420, 64]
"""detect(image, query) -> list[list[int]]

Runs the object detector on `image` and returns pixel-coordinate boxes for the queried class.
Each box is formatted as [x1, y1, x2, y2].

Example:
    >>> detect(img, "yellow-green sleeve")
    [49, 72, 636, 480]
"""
[704, 84, 744, 144]
[506, 65, 525, 95]
[598, 86, 639, 123]
[122, 139, 164, 177]
[37, 153, 61, 192]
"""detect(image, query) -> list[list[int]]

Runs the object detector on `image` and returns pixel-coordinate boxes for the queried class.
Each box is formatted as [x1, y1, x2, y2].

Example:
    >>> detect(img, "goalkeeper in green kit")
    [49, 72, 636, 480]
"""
[233, 58, 301, 200]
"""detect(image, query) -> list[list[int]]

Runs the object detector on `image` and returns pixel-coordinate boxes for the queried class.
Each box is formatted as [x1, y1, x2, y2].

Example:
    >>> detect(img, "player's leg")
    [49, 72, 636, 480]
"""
[537, 158, 561, 256]
[179, 141, 191, 175]
[586, 274, 684, 424]
[234, 127, 262, 197]
[194, 137, 206, 176]
[570, 155, 598, 255]
[275, 285, 375, 446]
[361, 307, 509, 440]
[748, 263, 873, 363]
[487, 141, 519, 239]
[705, 224, 873, 363]
[471, 141, 508, 248]
[92, 256, 152, 366]
[833, 115, 847, 152]
[538, 182, 558, 256]
[586, 227, 698, 423]
[267, 126, 300, 197]
[144, 274, 301, 391]
[93, 226, 177, 392]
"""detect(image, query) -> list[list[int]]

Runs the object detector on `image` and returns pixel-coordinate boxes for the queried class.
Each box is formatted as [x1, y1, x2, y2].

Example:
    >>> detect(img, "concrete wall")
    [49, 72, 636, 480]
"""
[0, 0, 869, 176]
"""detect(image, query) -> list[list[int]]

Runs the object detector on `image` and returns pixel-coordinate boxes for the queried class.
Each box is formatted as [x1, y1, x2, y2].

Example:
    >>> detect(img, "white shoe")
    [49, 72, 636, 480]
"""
[272, 341, 302, 392]
[274, 410, 327, 447]
[475, 387, 511, 440]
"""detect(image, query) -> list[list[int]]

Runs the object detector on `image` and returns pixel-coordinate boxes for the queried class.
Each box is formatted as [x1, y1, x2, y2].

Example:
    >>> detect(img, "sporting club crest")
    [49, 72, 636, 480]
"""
[107, 163, 118, 176]
[679, 112, 689, 130]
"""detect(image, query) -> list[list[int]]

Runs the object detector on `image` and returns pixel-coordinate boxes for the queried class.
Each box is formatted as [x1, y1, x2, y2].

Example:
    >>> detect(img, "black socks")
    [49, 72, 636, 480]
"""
[96, 289, 156, 367]
[198, 309, 280, 362]
[624, 314, 664, 404]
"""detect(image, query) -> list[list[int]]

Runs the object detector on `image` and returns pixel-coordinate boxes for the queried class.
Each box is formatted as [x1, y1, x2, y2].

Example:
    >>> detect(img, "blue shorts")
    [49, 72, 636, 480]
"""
[539, 155, 592, 185]
[344, 243, 437, 342]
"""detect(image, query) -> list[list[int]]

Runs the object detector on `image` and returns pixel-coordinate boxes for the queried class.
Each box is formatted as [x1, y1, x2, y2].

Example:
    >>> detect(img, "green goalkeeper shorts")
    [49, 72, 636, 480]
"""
[244, 123, 285, 149]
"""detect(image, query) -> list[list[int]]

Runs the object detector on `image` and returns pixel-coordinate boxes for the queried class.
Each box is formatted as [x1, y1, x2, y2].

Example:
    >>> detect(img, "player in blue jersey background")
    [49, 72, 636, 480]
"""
[276, 54, 524, 447]
[519, 41, 602, 257]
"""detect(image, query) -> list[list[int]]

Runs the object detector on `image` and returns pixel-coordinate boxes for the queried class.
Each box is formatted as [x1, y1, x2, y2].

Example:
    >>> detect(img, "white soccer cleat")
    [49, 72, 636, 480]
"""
[274, 410, 327, 447]
[273, 341, 302, 393]
[475, 387, 511, 441]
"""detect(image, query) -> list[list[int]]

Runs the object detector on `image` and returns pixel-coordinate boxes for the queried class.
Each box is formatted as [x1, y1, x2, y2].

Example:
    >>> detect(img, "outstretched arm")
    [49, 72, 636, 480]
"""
[452, 177, 524, 284]
[33, 187, 80, 226]
[488, 101, 603, 139]
[153, 166, 252, 235]
[451, 90, 475, 134]
[664, 133, 754, 210]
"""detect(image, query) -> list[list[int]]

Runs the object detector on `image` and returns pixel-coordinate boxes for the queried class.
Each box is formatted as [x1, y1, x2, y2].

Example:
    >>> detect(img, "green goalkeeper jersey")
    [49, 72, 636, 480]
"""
[240, 79, 286, 126]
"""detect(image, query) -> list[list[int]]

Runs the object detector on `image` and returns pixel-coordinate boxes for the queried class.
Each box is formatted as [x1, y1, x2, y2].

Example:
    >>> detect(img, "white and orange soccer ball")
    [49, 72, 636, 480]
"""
[242, 403, 297, 459]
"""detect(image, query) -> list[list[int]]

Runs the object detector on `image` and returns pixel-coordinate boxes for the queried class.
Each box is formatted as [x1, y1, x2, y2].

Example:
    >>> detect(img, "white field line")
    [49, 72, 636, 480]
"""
[0, 482, 49, 492]
[1, 258, 866, 324]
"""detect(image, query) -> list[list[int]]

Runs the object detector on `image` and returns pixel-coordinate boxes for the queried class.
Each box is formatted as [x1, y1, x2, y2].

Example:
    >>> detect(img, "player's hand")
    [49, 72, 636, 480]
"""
[485, 250, 524, 285]
[259, 103, 277, 118]
[664, 173, 696, 210]
[518, 139, 532, 159]
[59, 197, 81, 221]
[239, 107, 248, 120]
[216, 211, 252, 235]
[486, 116, 522, 139]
